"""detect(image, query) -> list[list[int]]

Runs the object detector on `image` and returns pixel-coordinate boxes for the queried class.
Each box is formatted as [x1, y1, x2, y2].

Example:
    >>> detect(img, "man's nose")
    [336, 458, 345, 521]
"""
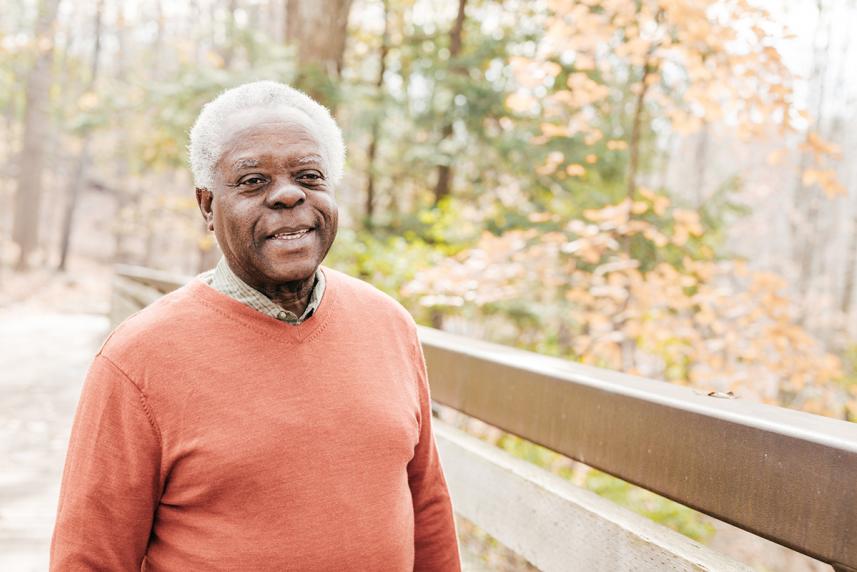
[265, 179, 306, 209]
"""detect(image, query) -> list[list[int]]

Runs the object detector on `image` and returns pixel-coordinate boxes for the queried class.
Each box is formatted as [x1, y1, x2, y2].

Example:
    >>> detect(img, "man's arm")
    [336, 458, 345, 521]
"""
[51, 354, 162, 571]
[407, 336, 461, 572]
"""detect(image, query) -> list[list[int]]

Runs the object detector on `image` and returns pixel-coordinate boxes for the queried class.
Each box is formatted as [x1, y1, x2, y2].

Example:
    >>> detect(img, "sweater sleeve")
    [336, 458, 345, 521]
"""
[407, 335, 461, 572]
[50, 354, 162, 571]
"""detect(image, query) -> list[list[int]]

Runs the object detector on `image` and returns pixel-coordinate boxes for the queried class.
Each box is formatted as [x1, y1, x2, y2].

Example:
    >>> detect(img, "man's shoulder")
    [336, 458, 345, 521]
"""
[323, 266, 417, 331]
[99, 280, 204, 365]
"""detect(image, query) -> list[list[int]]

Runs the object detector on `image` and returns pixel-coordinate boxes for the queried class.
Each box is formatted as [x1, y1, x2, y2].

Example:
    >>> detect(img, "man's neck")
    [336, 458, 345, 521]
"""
[256, 277, 317, 317]
[223, 257, 318, 317]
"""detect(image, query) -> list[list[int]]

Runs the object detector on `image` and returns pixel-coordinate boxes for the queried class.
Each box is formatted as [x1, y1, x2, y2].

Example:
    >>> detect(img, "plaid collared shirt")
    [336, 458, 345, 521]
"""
[198, 257, 325, 324]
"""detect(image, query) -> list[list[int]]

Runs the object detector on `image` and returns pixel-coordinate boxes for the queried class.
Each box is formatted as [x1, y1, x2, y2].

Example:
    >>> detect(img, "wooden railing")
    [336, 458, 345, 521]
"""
[111, 266, 857, 572]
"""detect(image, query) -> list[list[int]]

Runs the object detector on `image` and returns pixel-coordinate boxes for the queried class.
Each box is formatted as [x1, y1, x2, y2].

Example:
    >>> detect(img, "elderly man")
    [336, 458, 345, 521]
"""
[50, 81, 461, 571]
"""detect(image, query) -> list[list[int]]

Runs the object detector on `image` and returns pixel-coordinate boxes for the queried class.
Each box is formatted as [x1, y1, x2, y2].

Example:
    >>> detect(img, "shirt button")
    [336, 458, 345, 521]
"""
[277, 311, 288, 320]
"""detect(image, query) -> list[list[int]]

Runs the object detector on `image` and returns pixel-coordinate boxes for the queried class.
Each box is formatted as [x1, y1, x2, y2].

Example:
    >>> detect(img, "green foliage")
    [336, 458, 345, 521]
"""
[327, 226, 441, 297]
[584, 470, 716, 542]
[494, 433, 716, 542]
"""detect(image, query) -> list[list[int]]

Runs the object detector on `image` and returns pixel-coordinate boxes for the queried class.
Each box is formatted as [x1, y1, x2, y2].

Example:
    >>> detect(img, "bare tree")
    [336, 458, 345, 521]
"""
[111, 2, 132, 264]
[432, 0, 468, 206]
[12, 0, 61, 270]
[625, 42, 660, 205]
[364, 0, 390, 227]
[222, 0, 240, 68]
[826, 0, 856, 343]
[57, 0, 104, 272]
[285, 0, 355, 108]
[692, 124, 709, 208]
[792, 0, 832, 304]
[841, 210, 857, 326]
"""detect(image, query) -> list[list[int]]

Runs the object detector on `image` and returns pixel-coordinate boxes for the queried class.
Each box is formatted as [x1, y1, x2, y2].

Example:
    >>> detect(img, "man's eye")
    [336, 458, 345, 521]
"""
[238, 176, 267, 186]
[297, 171, 324, 184]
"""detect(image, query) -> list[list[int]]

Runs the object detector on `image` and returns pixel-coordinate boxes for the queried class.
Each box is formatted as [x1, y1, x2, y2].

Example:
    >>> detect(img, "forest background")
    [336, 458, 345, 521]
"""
[1, 0, 856, 570]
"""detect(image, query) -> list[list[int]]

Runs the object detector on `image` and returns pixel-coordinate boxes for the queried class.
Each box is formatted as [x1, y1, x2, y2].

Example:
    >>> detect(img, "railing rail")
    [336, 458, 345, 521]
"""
[420, 327, 857, 571]
[110, 266, 857, 572]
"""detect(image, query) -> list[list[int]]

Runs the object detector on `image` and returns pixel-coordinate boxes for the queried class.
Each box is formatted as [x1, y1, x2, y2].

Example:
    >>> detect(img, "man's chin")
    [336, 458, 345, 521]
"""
[261, 259, 321, 285]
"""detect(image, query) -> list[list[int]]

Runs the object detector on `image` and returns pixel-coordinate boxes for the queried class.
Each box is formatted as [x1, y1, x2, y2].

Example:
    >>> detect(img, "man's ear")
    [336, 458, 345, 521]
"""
[195, 188, 215, 231]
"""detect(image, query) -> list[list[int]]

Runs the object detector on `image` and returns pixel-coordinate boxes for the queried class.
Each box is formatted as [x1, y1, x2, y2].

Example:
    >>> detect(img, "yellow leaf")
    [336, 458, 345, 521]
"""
[528, 212, 556, 223]
[801, 169, 821, 186]
[506, 92, 538, 113]
[802, 169, 847, 197]
[541, 123, 569, 138]
[766, 148, 787, 165]
[631, 201, 648, 215]
[803, 132, 841, 158]
[566, 164, 586, 177]
[644, 227, 670, 247]
[574, 53, 596, 70]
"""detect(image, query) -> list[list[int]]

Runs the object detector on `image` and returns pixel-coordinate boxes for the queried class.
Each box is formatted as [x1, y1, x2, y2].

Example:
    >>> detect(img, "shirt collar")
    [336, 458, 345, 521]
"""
[203, 257, 325, 324]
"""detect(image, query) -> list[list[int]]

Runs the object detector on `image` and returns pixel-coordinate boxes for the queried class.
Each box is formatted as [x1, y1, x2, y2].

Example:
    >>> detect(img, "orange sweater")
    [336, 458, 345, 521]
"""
[50, 268, 461, 571]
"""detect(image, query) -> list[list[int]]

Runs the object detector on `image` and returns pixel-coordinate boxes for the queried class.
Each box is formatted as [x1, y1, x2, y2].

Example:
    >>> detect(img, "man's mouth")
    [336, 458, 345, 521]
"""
[266, 226, 315, 241]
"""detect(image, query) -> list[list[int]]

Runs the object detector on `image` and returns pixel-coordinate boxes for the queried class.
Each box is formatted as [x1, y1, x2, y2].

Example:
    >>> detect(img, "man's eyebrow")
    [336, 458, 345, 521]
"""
[229, 155, 324, 171]
[231, 158, 259, 170]
[295, 154, 324, 165]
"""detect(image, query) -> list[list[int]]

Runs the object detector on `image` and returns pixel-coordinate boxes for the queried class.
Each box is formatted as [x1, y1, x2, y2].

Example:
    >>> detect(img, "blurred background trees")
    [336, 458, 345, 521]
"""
[1, 0, 856, 564]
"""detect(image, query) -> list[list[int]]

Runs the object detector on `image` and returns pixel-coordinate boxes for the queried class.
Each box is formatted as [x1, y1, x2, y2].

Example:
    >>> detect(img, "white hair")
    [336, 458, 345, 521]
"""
[188, 80, 346, 189]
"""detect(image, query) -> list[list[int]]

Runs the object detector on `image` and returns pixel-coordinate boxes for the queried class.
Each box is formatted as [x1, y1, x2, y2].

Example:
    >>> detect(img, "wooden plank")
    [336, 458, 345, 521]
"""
[108, 291, 140, 328]
[110, 276, 166, 326]
[113, 264, 189, 294]
[435, 421, 751, 572]
[112, 276, 163, 306]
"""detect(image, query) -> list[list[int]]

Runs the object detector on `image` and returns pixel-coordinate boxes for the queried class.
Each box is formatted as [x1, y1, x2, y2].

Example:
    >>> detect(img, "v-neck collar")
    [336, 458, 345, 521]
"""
[188, 266, 339, 345]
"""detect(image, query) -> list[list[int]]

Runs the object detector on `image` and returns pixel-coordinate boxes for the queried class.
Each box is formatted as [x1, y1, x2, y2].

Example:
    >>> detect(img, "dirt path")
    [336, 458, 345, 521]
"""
[0, 311, 108, 571]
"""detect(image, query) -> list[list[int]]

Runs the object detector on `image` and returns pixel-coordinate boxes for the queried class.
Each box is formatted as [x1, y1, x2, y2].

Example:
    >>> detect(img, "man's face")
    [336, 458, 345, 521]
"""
[197, 107, 339, 288]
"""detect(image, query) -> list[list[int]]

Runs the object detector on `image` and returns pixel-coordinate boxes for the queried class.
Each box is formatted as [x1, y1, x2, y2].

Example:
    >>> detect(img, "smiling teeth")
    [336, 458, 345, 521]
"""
[271, 229, 310, 240]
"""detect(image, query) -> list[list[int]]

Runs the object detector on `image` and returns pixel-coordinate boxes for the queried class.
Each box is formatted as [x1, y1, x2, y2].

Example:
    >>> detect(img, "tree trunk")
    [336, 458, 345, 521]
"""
[692, 124, 709, 207]
[620, 24, 661, 365]
[285, 0, 354, 108]
[364, 0, 390, 228]
[432, 0, 468, 206]
[621, 52, 657, 259]
[222, 0, 239, 68]
[152, 0, 165, 73]
[57, 0, 104, 272]
[839, 211, 857, 331]
[626, 59, 655, 204]
[816, 1, 852, 344]
[12, 0, 60, 270]
[833, 3, 856, 338]
[791, 0, 831, 305]
[112, 3, 132, 264]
